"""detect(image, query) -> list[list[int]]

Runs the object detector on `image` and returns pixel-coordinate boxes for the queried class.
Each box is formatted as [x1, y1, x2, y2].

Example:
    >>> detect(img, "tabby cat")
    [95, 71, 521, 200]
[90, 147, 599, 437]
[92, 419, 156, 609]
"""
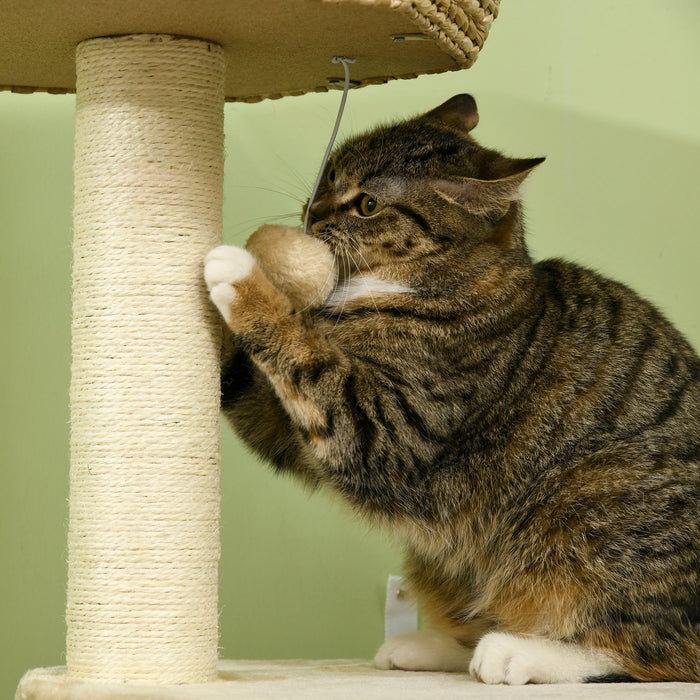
[204, 94, 700, 684]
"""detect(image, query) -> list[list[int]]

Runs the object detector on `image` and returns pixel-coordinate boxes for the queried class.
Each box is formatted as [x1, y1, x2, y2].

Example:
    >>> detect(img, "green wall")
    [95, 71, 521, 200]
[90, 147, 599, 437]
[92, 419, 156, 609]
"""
[1, 1, 698, 695]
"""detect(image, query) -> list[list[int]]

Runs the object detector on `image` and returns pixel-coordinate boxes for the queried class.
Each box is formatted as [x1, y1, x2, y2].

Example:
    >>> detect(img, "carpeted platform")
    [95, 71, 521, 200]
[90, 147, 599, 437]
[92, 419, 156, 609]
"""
[16, 659, 699, 699]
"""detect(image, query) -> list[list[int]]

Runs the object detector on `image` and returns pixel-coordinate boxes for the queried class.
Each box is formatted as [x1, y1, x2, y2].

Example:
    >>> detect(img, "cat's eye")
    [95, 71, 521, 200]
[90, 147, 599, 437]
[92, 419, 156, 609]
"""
[358, 194, 384, 217]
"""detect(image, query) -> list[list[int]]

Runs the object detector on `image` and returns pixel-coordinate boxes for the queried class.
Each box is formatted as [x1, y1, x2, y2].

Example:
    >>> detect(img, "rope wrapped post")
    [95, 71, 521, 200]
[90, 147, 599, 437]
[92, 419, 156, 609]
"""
[68, 35, 224, 684]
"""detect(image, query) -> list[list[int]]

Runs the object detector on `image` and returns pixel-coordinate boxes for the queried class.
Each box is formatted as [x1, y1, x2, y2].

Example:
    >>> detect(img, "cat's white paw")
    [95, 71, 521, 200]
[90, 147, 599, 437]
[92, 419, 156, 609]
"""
[374, 631, 472, 672]
[469, 632, 622, 685]
[470, 632, 534, 685]
[204, 245, 255, 323]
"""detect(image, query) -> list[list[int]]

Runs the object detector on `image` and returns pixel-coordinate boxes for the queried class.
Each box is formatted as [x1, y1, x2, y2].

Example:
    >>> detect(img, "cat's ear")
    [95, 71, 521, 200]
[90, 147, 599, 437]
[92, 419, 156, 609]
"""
[433, 157, 545, 215]
[424, 94, 479, 134]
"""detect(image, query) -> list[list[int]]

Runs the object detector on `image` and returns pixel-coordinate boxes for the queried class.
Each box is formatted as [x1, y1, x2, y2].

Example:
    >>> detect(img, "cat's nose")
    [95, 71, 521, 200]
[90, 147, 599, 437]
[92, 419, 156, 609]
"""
[308, 198, 331, 224]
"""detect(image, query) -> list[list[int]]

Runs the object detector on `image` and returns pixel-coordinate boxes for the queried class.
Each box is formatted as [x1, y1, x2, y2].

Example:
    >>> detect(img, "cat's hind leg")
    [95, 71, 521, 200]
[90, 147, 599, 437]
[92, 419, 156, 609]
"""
[374, 630, 472, 672]
[469, 632, 625, 684]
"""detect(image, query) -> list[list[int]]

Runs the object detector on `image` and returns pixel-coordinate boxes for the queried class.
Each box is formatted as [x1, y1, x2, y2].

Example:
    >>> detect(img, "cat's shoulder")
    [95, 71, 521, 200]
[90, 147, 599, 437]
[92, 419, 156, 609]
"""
[533, 257, 657, 308]
[534, 257, 699, 359]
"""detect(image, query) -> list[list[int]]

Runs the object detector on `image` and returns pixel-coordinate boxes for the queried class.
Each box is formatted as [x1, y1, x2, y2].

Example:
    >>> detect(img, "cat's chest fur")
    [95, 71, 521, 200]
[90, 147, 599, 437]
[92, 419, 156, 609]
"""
[323, 273, 413, 310]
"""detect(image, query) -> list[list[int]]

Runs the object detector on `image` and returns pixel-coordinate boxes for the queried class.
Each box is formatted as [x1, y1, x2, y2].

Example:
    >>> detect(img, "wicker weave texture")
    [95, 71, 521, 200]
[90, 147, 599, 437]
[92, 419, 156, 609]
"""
[393, 0, 500, 67]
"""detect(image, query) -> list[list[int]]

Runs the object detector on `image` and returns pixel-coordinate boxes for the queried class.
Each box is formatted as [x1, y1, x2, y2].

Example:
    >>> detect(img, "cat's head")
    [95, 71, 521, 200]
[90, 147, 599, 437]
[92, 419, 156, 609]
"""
[306, 94, 543, 284]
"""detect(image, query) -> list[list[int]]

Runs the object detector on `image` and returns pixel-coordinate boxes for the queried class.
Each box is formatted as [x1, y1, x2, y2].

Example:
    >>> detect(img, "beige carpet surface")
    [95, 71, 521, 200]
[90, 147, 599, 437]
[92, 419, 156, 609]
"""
[16, 659, 700, 700]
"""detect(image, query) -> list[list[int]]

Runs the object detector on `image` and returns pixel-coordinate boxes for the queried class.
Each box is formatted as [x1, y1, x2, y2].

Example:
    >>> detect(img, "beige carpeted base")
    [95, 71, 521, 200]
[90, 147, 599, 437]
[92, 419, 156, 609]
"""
[15, 660, 699, 699]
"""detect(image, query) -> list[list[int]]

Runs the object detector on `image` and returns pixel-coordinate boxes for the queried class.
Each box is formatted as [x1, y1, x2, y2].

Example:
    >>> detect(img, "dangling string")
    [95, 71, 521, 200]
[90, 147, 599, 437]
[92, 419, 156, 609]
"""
[303, 56, 355, 234]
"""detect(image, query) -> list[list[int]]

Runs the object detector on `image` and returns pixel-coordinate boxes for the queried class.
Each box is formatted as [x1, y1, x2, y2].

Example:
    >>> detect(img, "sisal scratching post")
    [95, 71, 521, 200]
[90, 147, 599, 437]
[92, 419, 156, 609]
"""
[67, 35, 224, 684]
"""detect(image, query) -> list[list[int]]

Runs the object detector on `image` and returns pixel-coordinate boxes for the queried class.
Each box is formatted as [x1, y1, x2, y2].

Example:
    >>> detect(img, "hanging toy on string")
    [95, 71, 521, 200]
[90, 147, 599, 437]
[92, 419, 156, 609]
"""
[244, 224, 337, 310]
[240, 57, 354, 310]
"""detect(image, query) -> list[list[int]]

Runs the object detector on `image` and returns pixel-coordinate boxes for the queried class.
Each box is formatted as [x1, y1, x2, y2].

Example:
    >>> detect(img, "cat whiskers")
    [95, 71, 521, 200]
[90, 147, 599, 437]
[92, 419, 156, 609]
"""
[231, 211, 303, 243]
[344, 236, 381, 316]
[232, 184, 307, 206]
[331, 252, 354, 331]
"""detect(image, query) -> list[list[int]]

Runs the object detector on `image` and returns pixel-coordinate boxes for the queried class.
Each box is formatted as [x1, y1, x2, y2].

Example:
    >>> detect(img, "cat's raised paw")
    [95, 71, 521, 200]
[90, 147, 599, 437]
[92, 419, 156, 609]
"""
[204, 245, 255, 323]
[374, 631, 472, 673]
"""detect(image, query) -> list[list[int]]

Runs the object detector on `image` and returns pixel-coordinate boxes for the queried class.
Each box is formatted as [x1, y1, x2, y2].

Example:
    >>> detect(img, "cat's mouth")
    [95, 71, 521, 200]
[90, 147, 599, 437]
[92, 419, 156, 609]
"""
[309, 229, 358, 283]
[311, 228, 341, 252]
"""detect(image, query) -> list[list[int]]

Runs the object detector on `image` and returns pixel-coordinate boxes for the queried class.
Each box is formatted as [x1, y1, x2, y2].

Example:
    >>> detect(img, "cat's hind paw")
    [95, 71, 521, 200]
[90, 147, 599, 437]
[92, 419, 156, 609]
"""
[204, 245, 255, 323]
[374, 631, 472, 673]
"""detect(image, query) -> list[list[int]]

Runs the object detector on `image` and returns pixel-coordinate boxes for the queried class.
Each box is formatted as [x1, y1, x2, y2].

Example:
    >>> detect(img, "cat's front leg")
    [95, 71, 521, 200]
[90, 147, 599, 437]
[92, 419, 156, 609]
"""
[205, 244, 434, 516]
[205, 244, 335, 442]
[205, 245, 293, 328]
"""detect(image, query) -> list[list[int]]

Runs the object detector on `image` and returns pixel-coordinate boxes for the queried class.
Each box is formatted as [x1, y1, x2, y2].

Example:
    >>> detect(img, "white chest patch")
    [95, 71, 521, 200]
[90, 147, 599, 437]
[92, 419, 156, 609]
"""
[324, 274, 413, 310]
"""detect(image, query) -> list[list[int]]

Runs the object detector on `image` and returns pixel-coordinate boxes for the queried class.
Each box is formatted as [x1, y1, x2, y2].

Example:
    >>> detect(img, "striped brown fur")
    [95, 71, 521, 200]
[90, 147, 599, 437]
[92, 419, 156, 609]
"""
[218, 95, 700, 682]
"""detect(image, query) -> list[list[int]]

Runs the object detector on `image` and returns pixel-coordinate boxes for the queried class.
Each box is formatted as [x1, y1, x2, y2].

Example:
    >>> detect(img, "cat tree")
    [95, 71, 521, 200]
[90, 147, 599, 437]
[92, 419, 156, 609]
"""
[5, 1, 501, 697]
